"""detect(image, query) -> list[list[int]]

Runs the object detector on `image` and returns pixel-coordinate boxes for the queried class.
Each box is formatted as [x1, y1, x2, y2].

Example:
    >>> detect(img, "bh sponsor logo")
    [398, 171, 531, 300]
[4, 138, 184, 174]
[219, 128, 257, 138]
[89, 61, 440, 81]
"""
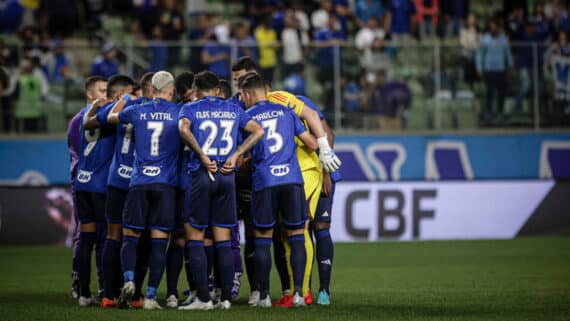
[142, 166, 161, 177]
[77, 170, 93, 183]
[118, 165, 133, 179]
[270, 164, 290, 177]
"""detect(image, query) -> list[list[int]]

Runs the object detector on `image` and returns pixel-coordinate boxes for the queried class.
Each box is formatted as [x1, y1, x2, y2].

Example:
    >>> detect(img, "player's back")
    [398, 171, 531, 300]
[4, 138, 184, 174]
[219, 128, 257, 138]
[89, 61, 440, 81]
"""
[75, 103, 116, 193]
[247, 101, 304, 191]
[124, 98, 181, 187]
[180, 96, 250, 172]
[98, 97, 149, 189]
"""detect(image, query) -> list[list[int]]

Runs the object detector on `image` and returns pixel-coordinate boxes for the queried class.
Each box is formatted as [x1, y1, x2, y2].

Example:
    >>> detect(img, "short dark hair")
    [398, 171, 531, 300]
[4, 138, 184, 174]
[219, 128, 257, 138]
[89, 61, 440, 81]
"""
[237, 71, 259, 89]
[218, 79, 232, 99]
[175, 71, 195, 96]
[85, 75, 106, 92]
[239, 73, 266, 92]
[140, 72, 155, 90]
[231, 56, 257, 72]
[107, 75, 135, 98]
[193, 71, 219, 92]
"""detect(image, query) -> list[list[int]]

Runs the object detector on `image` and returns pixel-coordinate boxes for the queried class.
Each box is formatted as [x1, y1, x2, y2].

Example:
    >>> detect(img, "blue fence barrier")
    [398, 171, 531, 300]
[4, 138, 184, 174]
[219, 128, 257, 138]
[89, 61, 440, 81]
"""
[1, 133, 569, 185]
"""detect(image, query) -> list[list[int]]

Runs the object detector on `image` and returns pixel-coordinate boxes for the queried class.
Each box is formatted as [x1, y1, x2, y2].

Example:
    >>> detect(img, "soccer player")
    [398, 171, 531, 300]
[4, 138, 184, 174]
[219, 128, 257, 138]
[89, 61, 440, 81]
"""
[267, 90, 341, 306]
[67, 76, 107, 300]
[240, 73, 318, 307]
[165, 71, 195, 308]
[297, 95, 340, 305]
[74, 77, 116, 306]
[178, 71, 264, 310]
[230, 57, 259, 304]
[108, 71, 182, 310]
[83, 73, 154, 308]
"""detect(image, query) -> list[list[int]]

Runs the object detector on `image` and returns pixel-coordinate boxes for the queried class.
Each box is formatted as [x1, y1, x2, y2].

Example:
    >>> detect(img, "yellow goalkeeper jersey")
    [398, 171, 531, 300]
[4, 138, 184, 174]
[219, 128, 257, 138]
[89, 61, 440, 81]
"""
[267, 90, 320, 173]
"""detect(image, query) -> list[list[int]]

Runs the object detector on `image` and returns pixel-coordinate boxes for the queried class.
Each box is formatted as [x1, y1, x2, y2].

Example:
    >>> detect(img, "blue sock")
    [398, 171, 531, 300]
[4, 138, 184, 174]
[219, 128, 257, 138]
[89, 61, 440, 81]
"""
[316, 229, 334, 293]
[133, 230, 150, 299]
[204, 245, 214, 290]
[214, 241, 234, 301]
[102, 239, 121, 299]
[184, 251, 193, 290]
[78, 232, 97, 298]
[244, 232, 258, 291]
[146, 286, 157, 300]
[166, 242, 184, 297]
[186, 240, 209, 302]
[147, 238, 168, 298]
[288, 234, 306, 295]
[273, 231, 290, 292]
[120, 236, 138, 283]
[254, 237, 272, 299]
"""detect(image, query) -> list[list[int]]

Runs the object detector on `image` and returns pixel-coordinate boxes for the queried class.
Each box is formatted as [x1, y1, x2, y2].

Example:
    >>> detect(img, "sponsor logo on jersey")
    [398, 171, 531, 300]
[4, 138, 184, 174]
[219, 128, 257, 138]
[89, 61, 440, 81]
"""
[142, 166, 161, 177]
[77, 170, 93, 183]
[270, 164, 290, 177]
[117, 165, 133, 179]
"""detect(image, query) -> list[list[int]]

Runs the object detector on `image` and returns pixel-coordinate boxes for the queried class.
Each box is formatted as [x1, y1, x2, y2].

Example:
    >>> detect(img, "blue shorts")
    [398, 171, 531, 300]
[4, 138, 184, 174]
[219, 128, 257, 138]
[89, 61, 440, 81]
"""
[176, 187, 191, 233]
[251, 184, 307, 229]
[188, 170, 237, 229]
[123, 184, 177, 231]
[315, 182, 336, 223]
[236, 174, 252, 220]
[105, 186, 128, 224]
[75, 191, 106, 224]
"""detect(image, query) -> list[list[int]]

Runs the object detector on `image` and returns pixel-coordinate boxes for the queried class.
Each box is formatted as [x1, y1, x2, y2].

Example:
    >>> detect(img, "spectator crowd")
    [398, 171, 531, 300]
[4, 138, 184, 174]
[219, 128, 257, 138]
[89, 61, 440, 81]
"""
[1, 0, 570, 132]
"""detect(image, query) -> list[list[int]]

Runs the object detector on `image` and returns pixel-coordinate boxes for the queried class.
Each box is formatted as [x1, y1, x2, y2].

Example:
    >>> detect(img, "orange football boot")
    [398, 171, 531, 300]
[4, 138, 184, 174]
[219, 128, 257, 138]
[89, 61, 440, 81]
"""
[130, 298, 144, 309]
[101, 298, 117, 308]
[273, 294, 293, 308]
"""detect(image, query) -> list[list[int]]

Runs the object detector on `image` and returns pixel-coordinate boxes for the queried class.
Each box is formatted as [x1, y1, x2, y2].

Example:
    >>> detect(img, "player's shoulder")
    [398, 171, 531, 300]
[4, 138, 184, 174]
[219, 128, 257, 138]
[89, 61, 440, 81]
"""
[296, 95, 323, 118]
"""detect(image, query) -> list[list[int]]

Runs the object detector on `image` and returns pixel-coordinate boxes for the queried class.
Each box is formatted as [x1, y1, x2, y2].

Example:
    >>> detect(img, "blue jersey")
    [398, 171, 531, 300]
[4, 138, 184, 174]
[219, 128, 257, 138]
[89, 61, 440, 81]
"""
[74, 103, 116, 193]
[119, 98, 182, 187]
[179, 96, 252, 172]
[178, 102, 193, 190]
[97, 97, 149, 190]
[247, 101, 305, 191]
[297, 95, 342, 183]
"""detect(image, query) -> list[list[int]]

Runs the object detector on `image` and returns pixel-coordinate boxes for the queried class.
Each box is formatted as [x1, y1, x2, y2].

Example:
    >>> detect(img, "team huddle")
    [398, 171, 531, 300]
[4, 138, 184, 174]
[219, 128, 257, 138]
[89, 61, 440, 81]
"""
[68, 56, 342, 310]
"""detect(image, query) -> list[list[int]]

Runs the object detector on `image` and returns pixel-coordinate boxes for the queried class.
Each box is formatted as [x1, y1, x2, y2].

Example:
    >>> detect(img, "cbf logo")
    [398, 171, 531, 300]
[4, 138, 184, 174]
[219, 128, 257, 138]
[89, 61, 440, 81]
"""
[77, 170, 93, 183]
[270, 164, 290, 177]
[118, 165, 133, 179]
[142, 166, 161, 177]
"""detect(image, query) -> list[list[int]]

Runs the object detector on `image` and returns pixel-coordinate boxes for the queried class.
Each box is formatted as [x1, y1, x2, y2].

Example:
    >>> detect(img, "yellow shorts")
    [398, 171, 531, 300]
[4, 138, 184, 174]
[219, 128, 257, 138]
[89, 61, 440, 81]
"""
[302, 168, 322, 220]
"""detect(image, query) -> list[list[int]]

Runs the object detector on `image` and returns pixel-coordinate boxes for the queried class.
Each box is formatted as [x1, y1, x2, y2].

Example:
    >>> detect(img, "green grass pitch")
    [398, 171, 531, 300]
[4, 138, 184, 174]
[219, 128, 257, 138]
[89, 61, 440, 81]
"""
[1, 237, 569, 321]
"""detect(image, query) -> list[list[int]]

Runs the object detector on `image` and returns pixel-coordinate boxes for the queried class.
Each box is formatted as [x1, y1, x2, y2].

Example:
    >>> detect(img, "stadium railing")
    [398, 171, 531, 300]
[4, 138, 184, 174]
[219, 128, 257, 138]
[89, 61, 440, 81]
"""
[1, 40, 568, 134]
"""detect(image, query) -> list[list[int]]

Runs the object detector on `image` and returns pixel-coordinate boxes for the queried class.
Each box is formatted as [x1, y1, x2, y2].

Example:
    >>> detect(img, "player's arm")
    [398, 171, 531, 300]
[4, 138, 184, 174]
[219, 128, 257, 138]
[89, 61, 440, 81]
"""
[82, 98, 110, 129]
[299, 104, 342, 173]
[178, 118, 217, 173]
[107, 95, 131, 125]
[220, 120, 264, 174]
[321, 119, 335, 196]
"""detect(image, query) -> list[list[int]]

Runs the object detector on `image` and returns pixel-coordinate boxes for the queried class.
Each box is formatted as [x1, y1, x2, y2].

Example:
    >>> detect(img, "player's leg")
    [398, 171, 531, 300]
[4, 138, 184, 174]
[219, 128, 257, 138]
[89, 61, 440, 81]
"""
[165, 232, 185, 308]
[165, 188, 188, 308]
[70, 189, 80, 299]
[143, 184, 177, 310]
[283, 169, 320, 304]
[273, 224, 291, 299]
[281, 184, 310, 307]
[312, 181, 335, 305]
[230, 224, 243, 300]
[209, 172, 238, 309]
[132, 228, 151, 308]
[75, 191, 98, 306]
[95, 221, 107, 300]
[237, 186, 257, 301]
[179, 170, 213, 310]
[250, 187, 276, 307]
[205, 229, 216, 298]
[118, 186, 146, 308]
[102, 186, 126, 307]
